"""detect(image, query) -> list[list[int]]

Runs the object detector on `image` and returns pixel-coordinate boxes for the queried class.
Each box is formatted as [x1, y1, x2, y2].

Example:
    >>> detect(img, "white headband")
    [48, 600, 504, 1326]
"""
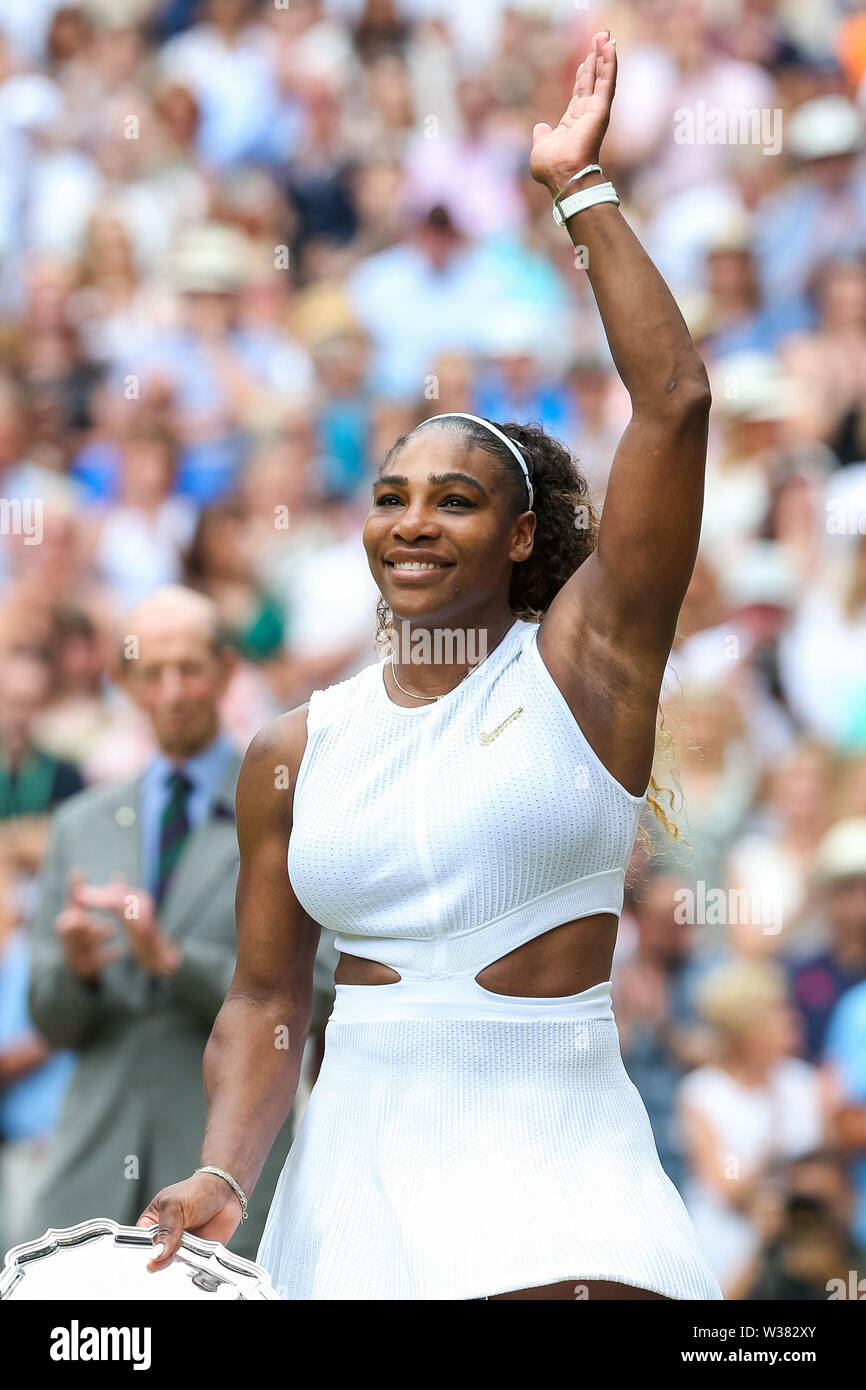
[421, 412, 534, 510]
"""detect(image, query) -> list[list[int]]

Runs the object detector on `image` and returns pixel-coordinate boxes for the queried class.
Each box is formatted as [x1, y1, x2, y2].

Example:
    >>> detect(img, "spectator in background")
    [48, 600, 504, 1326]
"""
[835, 754, 866, 823]
[606, 0, 778, 206]
[474, 308, 576, 439]
[183, 497, 285, 664]
[235, 422, 324, 576]
[726, 740, 831, 948]
[738, 1149, 863, 1300]
[613, 871, 713, 1189]
[700, 215, 813, 362]
[158, 0, 282, 172]
[115, 221, 314, 504]
[401, 70, 526, 239]
[28, 605, 152, 786]
[310, 326, 373, 499]
[701, 352, 801, 570]
[655, 674, 758, 892]
[416, 350, 477, 421]
[824, 951, 866, 1258]
[670, 541, 801, 775]
[283, 73, 357, 255]
[0, 373, 48, 507]
[755, 96, 866, 310]
[562, 350, 623, 505]
[342, 154, 406, 261]
[0, 849, 76, 1256]
[347, 201, 498, 400]
[93, 422, 197, 607]
[268, 489, 382, 701]
[677, 959, 828, 1296]
[790, 819, 866, 1064]
[0, 647, 84, 877]
[780, 255, 866, 460]
[11, 256, 98, 458]
[0, 644, 85, 1254]
[69, 209, 162, 377]
[763, 454, 830, 590]
[779, 531, 866, 749]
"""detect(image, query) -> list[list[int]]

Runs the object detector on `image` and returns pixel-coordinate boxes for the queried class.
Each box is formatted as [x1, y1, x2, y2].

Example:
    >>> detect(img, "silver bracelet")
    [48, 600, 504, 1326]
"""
[195, 1165, 248, 1221]
[552, 162, 603, 206]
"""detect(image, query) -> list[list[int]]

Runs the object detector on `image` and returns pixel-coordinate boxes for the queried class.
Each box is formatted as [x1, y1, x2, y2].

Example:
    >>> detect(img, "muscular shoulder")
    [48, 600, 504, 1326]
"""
[246, 705, 310, 772]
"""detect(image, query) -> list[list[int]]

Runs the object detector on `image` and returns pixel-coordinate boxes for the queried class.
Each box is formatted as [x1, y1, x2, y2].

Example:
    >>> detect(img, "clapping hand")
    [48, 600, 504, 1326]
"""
[56, 871, 125, 982]
[58, 870, 181, 979]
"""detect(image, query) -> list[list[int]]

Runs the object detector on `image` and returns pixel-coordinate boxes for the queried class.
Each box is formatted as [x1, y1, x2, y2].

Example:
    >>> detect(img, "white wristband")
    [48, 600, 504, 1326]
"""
[552, 180, 620, 227]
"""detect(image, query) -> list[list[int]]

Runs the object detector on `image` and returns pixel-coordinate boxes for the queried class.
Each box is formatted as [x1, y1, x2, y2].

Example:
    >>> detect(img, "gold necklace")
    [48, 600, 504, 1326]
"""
[389, 655, 471, 701]
[388, 621, 513, 702]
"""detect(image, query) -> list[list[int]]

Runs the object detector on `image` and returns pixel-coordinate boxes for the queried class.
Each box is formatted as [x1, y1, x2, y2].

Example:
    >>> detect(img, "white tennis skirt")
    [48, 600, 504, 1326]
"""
[256, 976, 724, 1300]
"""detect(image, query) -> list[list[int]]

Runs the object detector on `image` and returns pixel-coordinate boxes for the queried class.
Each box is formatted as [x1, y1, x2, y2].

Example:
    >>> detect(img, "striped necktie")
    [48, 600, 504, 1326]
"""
[155, 769, 193, 908]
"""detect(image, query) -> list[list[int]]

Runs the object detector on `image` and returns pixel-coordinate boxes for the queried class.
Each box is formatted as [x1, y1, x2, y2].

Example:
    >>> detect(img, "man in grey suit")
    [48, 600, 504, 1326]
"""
[27, 585, 336, 1260]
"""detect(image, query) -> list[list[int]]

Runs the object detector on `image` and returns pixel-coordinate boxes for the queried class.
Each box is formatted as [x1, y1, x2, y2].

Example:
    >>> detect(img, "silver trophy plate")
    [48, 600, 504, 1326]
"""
[0, 1219, 281, 1300]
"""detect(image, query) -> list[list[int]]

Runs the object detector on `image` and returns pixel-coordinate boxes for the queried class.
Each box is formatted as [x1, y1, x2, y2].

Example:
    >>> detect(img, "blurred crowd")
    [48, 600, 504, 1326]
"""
[0, 0, 866, 1300]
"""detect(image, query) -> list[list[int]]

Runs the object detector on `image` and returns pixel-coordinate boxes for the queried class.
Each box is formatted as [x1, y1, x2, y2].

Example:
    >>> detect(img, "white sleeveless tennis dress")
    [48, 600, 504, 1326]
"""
[256, 617, 723, 1300]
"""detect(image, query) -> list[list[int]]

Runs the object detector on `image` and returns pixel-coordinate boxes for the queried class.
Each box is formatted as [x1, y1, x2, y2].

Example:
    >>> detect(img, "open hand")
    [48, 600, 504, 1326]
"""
[530, 30, 617, 196]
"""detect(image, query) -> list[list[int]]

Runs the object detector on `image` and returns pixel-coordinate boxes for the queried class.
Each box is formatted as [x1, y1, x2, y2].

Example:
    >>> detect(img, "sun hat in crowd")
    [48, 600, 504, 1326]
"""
[81, 0, 153, 28]
[705, 210, 754, 256]
[170, 223, 252, 295]
[787, 95, 864, 162]
[814, 818, 866, 884]
[290, 282, 364, 348]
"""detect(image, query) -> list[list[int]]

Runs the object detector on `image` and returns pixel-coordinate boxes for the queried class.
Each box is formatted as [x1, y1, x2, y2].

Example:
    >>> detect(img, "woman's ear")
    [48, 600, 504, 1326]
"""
[510, 511, 536, 564]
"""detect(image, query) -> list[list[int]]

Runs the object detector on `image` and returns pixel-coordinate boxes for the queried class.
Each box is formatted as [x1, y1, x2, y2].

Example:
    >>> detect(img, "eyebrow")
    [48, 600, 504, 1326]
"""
[373, 471, 488, 497]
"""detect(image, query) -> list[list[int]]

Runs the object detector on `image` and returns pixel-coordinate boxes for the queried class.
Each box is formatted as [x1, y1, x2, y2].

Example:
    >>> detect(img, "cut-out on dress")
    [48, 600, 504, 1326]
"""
[256, 618, 724, 1300]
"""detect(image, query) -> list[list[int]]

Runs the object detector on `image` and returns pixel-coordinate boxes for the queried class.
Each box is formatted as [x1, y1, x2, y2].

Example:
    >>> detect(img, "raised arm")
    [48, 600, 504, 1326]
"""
[529, 31, 711, 794]
[137, 706, 320, 1267]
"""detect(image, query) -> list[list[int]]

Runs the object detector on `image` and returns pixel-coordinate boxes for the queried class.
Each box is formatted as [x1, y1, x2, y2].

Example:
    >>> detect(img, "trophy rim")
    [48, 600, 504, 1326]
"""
[0, 1217, 282, 1300]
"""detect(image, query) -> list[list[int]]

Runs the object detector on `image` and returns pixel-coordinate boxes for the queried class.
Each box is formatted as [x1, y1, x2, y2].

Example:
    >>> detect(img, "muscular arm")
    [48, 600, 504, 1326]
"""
[198, 705, 319, 1198]
[556, 199, 710, 655]
[137, 704, 319, 1263]
[530, 33, 711, 795]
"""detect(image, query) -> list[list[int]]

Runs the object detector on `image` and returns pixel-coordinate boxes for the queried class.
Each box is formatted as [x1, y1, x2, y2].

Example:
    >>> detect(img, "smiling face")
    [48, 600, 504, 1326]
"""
[363, 426, 535, 628]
